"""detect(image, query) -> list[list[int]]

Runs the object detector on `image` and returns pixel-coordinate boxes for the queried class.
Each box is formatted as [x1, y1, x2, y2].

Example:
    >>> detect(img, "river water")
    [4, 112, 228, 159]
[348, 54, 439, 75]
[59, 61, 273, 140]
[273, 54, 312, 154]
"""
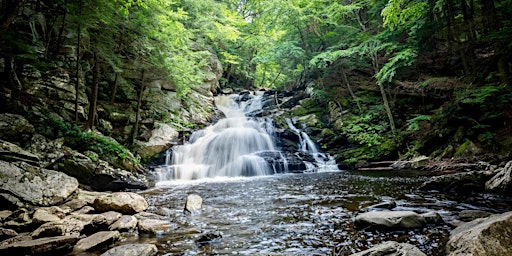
[137, 171, 512, 255]
[140, 92, 512, 255]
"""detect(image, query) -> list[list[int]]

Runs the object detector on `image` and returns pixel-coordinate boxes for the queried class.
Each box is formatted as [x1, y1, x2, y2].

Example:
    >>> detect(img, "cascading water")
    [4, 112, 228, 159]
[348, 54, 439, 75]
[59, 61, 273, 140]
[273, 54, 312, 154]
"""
[162, 92, 281, 180]
[285, 118, 339, 172]
[155, 91, 338, 182]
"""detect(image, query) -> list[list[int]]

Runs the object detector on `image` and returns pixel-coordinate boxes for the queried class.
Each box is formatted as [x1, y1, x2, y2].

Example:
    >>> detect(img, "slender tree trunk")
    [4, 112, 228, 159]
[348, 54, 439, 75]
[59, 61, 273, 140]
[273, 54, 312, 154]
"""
[340, 67, 362, 113]
[87, 49, 100, 130]
[482, 0, 509, 84]
[378, 82, 396, 135]
[74, 0, 82, 123]
[133, 69, 145, 142]
[53, 6, 67, 57]
[110, 73, 119, 103]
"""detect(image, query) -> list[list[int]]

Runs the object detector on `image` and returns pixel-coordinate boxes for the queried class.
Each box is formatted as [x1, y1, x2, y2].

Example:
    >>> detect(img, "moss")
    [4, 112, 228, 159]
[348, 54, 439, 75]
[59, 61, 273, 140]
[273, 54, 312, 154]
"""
[453, 139, 481, 158]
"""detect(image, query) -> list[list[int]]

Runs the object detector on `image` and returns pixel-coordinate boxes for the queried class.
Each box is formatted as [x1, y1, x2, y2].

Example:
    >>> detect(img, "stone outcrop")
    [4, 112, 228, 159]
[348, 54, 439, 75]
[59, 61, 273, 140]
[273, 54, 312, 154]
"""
[135, 123, 179, 159]
[57, 151, 153, 191]
[485, 160, 512, 194]
[418, 170, 496, 193]
[351, 241, 426, 256]
[446, 211, 512, 256]
[0, 113, 35, 145]
[0, 160, 78, 207]
[355, 211, 427, 230]
[93, 192, 149, 214]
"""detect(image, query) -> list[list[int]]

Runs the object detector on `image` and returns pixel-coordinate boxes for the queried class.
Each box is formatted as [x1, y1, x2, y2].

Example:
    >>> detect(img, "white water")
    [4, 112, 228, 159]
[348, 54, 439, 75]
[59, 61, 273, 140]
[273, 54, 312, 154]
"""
[165, 92, 279, 180]
[286, 118, 339, 172]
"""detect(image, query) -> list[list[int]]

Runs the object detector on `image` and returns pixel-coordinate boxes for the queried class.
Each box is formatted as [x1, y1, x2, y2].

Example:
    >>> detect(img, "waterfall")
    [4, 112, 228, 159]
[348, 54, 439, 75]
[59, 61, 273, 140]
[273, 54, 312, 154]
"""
[285, 118, 339, 172]
[154, 91, 339, 182]
[165, 92, 280, 180]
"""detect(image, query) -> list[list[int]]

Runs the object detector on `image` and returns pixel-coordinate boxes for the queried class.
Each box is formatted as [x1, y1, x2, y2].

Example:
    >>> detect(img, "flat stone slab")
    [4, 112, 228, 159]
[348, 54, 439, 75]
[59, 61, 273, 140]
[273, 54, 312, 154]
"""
[0, 235, 79, 255]
[100, 243, 158, 256]
[355, 211, 427, 229]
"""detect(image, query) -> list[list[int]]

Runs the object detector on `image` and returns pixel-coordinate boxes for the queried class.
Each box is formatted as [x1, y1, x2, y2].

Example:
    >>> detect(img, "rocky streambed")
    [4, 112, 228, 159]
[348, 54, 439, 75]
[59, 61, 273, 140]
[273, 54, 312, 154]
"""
[2, 167, 512, 255]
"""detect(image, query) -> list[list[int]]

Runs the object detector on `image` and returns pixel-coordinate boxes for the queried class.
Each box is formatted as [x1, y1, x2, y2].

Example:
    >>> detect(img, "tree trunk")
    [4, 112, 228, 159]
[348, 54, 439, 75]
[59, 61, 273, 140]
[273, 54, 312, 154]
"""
[340, 66, 362, 112]
[87, 49, 100, 130]
[378, 82, 396, 135]
[74, 0, 82, 123]
[133, 69, 145, 143]
[110, 73, 119, 103]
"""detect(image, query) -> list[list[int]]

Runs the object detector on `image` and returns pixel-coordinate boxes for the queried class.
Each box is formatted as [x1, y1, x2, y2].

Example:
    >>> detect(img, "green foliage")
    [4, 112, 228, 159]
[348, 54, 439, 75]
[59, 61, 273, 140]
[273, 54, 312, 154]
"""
[376, 47, 417, 85]
[455, 85, 503, 105]
[50, 119, 140, 167]
[382, 0, 428, 31]
[406, 114, 431, 131]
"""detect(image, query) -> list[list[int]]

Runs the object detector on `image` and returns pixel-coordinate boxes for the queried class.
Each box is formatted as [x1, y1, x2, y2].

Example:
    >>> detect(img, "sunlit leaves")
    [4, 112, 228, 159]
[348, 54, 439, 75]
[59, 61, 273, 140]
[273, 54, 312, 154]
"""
[381, 0, 428, 31]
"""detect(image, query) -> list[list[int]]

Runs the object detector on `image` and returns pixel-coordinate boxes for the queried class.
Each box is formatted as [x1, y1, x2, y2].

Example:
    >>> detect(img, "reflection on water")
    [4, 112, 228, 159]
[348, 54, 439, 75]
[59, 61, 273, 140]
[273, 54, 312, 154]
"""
[135, 172, 512, 255]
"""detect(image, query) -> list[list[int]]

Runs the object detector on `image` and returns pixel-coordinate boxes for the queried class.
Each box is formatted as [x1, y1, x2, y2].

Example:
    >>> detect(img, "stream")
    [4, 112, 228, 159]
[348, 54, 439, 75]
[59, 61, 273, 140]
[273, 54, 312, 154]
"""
[138, 92, 512, 255]
[137, 171, 512, 255]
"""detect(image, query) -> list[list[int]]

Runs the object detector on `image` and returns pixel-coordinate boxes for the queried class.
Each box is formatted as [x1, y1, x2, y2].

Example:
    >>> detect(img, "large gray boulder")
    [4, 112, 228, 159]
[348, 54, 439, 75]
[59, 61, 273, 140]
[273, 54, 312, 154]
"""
[135, 122, 179, 159]
[100, 243, 158, 256]
[355, 211, 427, 230]
[485, 160, 512, 194]
[351, 241, 426, 256]
[0, 161, 78, 207]
[0, 140, 40, 165]
[58, 151, 152, 191]
[446, 211, 512, 256]
[93, 192, 149, 214]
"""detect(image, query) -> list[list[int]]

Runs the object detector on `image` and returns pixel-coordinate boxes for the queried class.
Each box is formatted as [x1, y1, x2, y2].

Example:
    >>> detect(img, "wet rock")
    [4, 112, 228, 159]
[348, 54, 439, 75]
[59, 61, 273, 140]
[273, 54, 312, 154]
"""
[196, 231, 222, 245]
[135, 123, 179, 159]
[93, 192, 149, 214]
[0, 161, 78, 207]
[351, 241, 426, 256]
[418, 170, 495, 194]
[0, 227, 18, 241]
[458, 209, 492, 222]
[31, 218, 84, 238]
[446, 211, 512, 256]
[73, 231, 120, 253]
[0, 113, 35, 144]
[371, 200, 397, 210]
[421, 212, 444, 224]
[109, 215, 138, 232]
[485, 160, 512, 194]
[355, 211, 427, 230]
[0, 235, 79, 256]
[137, 219, 176, 235]
[100, 243, 158, 256]
[184, 194, 203, 214]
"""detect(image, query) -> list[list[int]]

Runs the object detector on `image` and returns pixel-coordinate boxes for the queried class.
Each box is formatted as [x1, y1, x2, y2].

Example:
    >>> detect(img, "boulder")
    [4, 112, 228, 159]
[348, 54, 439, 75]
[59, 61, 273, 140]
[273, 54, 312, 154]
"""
[391, 156, 430, 170]
[58, 151, 152, 191]
[109, 215, 138, 232]
[93, 192, 149, 214]
[31, 218, 84, 238]
[355, 211, 427, 230]
[3, 208, 33, 232]
[419, 170, 495, 193]
[137, 219, 176, 235]
[135, 123, 179, 159]
[26, 134, 65, 167]
[351, 241, 426, 256]
[0, 161, 78, 207]
[73, 231, 120, 253]
[100, 243, 158, 256]
[0, 235, 80, 256]
[0, 113, 35, 144]
[184, 194, 203, 214]
[485, 160, 512, 194]
[446, 211, 512, 256]
[92, 211, 123, 230]
[421, 212, 444, 224]
[0, 140, 40, 165]
[33, 207, 66, 224]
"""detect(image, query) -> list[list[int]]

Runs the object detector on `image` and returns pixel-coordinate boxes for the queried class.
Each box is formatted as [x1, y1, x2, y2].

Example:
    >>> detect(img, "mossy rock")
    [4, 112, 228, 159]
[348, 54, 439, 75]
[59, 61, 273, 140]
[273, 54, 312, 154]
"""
[453, 139, 482, 158]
